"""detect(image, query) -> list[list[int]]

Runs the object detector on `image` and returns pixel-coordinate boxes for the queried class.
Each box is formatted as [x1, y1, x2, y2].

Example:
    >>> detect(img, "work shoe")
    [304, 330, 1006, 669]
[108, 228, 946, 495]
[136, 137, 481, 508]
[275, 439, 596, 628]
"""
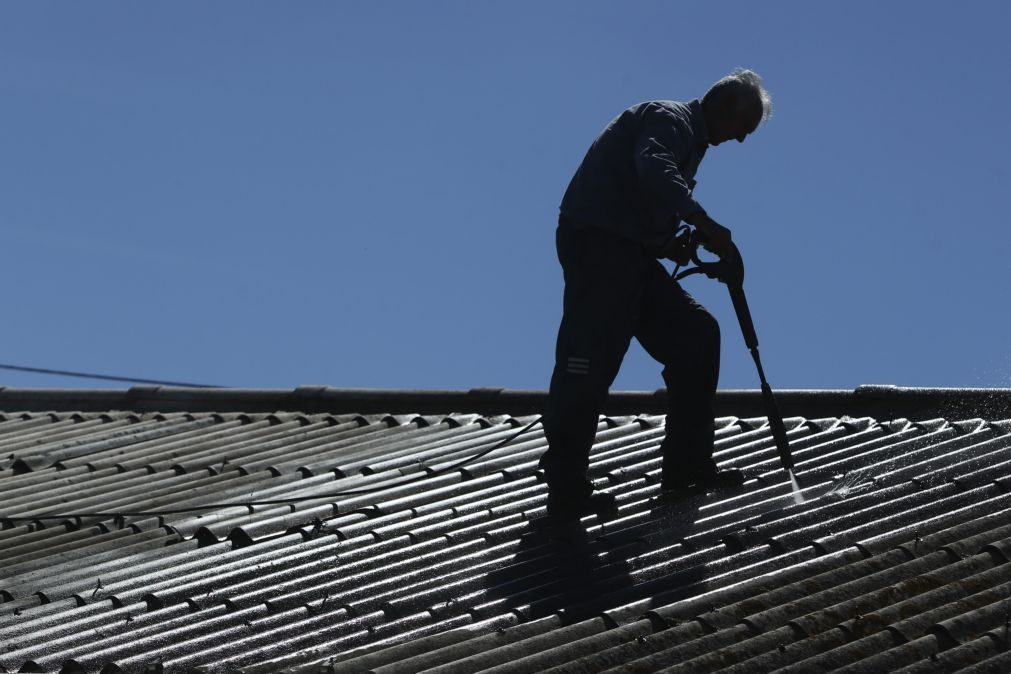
[661, 464, 745, 493]
[546, 491, 618, 521]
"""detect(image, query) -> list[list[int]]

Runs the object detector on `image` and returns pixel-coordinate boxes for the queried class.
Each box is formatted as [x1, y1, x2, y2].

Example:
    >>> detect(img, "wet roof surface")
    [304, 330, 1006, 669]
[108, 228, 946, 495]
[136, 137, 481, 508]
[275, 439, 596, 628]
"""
[1, 387, 1010, 672]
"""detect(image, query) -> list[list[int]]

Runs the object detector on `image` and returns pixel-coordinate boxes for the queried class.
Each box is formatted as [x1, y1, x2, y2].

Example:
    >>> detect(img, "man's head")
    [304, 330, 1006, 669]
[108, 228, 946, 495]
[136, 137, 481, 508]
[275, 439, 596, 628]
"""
[702, 68, 772, 146]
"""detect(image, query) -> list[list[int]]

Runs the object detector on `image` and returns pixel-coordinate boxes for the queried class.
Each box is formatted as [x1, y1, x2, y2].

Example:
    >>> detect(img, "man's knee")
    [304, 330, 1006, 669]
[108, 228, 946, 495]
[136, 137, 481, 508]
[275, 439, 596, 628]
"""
[548, 354, 607, 410]
[697, 310, 720, 351]
[660, 309, 720, 384]
[672, 308, 719, 360]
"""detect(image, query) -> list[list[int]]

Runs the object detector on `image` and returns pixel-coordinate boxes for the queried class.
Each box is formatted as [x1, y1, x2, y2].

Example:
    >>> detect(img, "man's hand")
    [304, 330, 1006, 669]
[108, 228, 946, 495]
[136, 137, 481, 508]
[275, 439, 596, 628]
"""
[684, 211, 732, 259]
[659, 228, 695, 265]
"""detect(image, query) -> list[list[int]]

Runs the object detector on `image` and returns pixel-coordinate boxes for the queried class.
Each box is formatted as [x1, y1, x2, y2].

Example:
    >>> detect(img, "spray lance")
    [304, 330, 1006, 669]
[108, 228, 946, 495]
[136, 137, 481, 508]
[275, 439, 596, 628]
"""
[668, 226, 795, 475]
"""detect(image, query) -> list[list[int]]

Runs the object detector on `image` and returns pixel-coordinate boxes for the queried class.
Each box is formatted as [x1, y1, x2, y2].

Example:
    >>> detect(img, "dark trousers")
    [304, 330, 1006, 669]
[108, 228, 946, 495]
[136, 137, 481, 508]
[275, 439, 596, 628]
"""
[541, 222, 721, 499]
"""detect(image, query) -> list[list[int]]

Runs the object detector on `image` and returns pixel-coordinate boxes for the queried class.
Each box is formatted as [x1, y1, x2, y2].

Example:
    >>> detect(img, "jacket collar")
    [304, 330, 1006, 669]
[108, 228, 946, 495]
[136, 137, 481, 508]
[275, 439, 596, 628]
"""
[688, 99, 709, 150]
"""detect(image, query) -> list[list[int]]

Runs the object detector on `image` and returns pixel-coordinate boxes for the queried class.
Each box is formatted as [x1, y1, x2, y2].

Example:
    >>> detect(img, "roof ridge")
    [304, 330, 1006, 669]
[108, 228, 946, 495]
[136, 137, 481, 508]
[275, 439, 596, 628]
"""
[0, 385, 1008, 418]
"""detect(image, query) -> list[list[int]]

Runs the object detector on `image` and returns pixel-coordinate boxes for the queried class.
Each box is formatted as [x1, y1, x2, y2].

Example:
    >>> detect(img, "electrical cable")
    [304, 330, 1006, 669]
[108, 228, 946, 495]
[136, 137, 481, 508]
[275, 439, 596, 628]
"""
[1, 416, 544, 523]
[0, 363, 220, 388]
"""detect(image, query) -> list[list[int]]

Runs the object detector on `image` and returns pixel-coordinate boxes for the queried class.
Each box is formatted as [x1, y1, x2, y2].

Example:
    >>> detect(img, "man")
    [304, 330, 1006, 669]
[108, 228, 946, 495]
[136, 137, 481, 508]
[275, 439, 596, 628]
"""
[541, 68, 773, 519]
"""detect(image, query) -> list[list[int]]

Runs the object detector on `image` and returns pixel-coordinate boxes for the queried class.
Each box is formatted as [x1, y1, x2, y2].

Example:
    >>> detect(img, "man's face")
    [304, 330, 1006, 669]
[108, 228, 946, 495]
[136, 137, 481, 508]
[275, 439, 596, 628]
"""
[710, 100, 761, 146]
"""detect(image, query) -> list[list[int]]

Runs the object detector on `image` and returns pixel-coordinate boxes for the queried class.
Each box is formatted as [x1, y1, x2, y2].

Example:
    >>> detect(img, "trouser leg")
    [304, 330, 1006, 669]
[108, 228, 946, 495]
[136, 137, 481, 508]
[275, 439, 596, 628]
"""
[634, 260, 721, 474]
[542, 225, 645, 500]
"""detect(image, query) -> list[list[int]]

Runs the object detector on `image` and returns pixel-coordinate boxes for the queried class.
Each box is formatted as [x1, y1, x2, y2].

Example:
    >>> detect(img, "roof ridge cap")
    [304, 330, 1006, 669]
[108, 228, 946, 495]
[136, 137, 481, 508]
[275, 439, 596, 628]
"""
[0, 385, 1007, 417]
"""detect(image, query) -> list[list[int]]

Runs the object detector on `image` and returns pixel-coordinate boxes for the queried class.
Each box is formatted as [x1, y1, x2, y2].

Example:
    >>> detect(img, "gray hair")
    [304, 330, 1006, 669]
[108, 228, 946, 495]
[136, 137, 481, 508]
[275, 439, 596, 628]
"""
[704, 68, 773, 121]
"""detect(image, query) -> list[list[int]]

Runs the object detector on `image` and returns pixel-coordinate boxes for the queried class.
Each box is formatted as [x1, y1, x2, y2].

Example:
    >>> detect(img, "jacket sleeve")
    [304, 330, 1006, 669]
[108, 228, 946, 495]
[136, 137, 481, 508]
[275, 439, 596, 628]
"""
[633, 124, 704, 220]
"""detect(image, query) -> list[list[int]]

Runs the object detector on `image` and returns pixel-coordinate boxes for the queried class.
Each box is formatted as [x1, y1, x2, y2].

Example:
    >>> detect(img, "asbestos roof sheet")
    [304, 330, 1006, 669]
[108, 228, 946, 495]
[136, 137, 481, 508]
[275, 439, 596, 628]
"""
[0, 386, 1010, 673]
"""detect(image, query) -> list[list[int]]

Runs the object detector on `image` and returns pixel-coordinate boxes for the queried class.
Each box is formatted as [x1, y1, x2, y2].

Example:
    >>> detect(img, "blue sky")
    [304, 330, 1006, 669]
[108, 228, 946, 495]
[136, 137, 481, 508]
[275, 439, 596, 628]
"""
[1, 2, 1009, 392]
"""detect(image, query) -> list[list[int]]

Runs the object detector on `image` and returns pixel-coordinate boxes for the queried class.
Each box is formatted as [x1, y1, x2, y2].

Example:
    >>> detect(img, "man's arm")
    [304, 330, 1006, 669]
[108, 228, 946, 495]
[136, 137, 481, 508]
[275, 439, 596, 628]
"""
[633, 129, 704, 223]
[634, 118, 734, 259]
[636, 142, 733, 261]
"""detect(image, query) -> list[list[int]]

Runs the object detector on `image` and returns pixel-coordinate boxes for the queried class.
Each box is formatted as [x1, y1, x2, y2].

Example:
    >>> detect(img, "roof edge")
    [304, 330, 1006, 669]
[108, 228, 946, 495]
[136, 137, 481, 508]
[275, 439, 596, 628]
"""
[0, 385, 1009, 419]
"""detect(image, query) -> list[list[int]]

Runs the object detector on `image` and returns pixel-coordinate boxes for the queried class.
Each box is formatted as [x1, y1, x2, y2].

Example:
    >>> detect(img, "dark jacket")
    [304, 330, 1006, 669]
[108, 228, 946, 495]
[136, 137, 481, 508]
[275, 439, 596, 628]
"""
[559, 99, 709, 249]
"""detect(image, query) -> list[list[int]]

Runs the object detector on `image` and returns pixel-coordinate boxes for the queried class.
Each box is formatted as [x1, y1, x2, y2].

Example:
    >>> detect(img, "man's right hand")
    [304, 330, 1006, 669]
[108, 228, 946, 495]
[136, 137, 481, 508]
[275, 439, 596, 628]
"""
[685, 211, 733, 259]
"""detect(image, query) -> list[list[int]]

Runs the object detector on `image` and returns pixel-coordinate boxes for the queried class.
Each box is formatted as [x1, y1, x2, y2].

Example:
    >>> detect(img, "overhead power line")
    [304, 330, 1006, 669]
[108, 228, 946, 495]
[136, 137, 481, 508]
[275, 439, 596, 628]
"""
[0, 363, 220, 388]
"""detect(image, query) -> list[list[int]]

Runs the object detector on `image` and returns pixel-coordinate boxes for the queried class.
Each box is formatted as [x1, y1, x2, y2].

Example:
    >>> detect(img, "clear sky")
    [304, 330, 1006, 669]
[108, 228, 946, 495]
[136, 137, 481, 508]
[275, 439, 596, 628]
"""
[2, 2, 1009, 393]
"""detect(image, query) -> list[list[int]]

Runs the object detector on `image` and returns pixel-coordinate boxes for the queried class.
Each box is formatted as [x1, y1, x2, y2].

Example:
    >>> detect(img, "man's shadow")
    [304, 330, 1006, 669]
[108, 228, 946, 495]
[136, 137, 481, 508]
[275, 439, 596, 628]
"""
[482, 491, 711, 623]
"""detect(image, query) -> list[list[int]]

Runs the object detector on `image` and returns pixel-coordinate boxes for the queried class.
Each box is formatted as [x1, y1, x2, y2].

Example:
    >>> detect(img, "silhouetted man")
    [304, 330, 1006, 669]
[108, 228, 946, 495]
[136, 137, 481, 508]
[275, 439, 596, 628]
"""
[541, 68, 773, 519]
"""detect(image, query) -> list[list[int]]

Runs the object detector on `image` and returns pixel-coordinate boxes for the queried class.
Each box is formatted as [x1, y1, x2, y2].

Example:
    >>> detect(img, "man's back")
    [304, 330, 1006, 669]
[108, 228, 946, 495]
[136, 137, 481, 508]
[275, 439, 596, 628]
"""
[560, 99, 708, 248]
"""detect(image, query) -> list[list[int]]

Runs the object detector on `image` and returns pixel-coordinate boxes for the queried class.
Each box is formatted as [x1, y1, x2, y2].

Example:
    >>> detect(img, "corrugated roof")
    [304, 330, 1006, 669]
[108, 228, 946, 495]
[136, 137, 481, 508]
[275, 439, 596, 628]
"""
[1, 386, 1010, 673]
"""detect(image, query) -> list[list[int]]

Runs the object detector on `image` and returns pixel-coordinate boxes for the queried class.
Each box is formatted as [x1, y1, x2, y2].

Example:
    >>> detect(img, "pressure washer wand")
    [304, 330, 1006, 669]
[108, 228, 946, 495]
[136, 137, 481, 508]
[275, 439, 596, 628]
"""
[727, 281, 794, 472]
[673, 237, 794, 472]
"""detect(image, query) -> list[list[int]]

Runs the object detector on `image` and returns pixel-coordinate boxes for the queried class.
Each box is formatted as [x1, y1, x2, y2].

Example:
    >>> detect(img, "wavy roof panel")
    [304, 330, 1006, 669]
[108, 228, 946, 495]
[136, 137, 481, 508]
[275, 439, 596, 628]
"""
[1, 387, 1009, 672]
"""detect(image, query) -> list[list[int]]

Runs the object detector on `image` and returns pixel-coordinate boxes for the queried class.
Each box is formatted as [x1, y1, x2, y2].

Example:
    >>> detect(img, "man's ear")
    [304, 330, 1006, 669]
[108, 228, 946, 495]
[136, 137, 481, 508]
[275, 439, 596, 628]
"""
[719, 90, 739, 115]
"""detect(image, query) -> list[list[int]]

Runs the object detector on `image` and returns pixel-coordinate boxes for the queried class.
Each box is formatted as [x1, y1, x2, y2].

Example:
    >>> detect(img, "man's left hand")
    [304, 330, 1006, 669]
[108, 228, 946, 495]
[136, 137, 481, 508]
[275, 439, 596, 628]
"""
[685, 211, 733, 259]
[659, 228, 695, 265]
